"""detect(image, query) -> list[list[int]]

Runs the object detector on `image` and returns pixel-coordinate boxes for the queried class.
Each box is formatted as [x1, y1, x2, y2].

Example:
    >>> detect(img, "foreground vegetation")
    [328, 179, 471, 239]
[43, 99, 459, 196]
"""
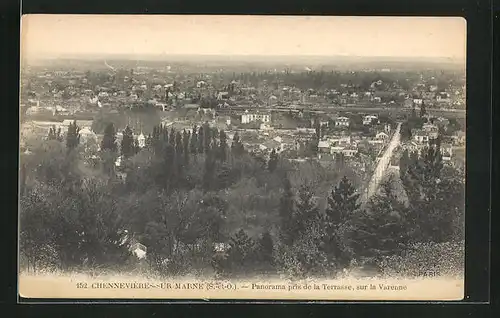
[19, 119, 464, 279]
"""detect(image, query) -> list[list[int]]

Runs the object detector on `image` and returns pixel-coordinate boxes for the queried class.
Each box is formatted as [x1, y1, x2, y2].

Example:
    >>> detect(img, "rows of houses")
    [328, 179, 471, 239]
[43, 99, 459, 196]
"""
[238, 111, 383, 129]
[401, 123, 454, 161]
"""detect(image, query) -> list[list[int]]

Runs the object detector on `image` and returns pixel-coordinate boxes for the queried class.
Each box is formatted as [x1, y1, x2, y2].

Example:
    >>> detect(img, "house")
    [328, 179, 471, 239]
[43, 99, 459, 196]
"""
[440, 143, 453, 161]
[327, 135, 341, 144]
[375, 131, 389, 140]
[320, 120, 329, 127]
[241, 110, 271, 124]
[413, 130, 430, 144]
[273, 136, 283, 143]
[217, 91, 229, 100]
[129, 242, 147, 259]
[330, 146, 345, 154]
[436, 117, 450, 127]
[384, 123, 392, 134]
[296, 128, 316, 135]
[413, 98, 423, 105]
[342, 146, 358, 157]
[422, 123, 439, 139]
[26, 106, 52, 116]
[363, 115, 378, 125]
[452, 131, 466, 145]
[115, 155, 122, 167]
[137, 133, 146, 148]
[52, 105, 70, 116]
[318, 140, 331, 153]
[335, 117, 350, 127]
[436, 92, 451, 103]
[338, 136, 352, 146]
[422, 123, 438, 132]
[260, 123, 273, 130]
[213, 242, 231, 253]
[259, 140, 283, 153]
[403, 141, 425, 154]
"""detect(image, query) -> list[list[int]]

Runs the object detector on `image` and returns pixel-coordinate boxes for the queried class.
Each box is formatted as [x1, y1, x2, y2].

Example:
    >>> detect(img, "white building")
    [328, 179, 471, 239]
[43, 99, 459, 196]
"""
[241, 111, 271, 124]
[137, 133, 146, 148]
[342, 146, 358, 157]
[375, 131, 389, 141]
[318, 140, 331, 153]
[335, 117, 350, 127]
[363, 115, 378, 125]
[129, 242, 147, 259]
[440, 144, 453, 161]
[414, 131, 430, 144]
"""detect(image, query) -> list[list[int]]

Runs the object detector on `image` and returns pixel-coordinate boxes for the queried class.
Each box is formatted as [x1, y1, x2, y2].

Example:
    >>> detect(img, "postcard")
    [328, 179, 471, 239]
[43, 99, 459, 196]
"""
[19, 14, 466, 301]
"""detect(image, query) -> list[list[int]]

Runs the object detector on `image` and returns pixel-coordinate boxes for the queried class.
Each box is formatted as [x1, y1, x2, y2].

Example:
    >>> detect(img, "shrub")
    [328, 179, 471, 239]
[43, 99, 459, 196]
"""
[378, 241, 465, 278]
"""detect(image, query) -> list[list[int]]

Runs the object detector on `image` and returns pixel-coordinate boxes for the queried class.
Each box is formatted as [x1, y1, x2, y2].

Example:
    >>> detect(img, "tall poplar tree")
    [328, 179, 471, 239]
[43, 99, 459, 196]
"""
[183, 130, 190, 165]
[279, 175, 295, 246]
[218, 129, 228, 162]
[121, 126, 135, 159]
[231, 132, 245, 157]
[190, 125, 198, 155]
[101, 123, 117, 152]
[66, 120, 80, 152]
[197, 126, 205, 154]
[268, 149, 278, 172]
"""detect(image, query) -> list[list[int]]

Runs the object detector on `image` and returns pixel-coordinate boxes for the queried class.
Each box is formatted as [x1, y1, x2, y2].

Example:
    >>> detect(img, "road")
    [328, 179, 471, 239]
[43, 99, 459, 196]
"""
[364, 122, 402, 201]
[222, 105, 465, 118]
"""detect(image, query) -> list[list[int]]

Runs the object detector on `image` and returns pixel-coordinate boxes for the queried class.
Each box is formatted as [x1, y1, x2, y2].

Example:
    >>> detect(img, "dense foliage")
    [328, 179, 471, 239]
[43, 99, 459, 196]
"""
[19, 119, 464, 279]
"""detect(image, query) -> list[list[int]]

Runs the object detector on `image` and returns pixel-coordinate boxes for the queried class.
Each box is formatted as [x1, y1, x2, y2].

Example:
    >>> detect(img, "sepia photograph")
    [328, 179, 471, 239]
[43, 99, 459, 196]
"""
[18, 15, 466, 300]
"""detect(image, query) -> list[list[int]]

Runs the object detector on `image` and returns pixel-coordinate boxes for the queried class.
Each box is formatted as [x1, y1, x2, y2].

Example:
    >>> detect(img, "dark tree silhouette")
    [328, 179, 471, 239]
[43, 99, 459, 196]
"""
[121, 126, 135, 159]
[231, 132, 245, 157]
[322, 176, 360, 268]
[268, 149, 279, 172]
[279, 176, 295, 246]
[420, 101, 427, 117]
[190, 125, 198, 155]
[101, 123, 117, 152]
[66, 121, 80, 152]
[294, 185, 320, 237]
[48, 125, 63, 142]
[218, 130, 228, 162]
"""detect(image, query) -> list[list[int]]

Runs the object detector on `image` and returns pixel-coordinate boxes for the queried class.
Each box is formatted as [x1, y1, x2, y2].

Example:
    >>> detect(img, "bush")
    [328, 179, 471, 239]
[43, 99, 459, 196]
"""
[274, 223, 330, 280]
[378, 241, 465, 278]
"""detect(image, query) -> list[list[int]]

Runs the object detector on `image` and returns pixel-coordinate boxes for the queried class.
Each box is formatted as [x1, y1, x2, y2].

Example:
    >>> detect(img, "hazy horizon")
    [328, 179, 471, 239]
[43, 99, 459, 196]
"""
[21, 15, 466, 64]
[27, 52, 464, 62]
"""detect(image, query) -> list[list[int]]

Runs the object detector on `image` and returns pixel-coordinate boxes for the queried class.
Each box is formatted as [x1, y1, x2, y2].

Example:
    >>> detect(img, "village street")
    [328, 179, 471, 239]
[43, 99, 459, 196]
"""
[365, 122, 402, 200]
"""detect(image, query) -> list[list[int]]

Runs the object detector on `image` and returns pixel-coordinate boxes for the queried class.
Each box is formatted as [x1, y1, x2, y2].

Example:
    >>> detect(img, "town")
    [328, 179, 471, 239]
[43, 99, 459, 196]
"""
[20, 58, 466, 181]
[19, 56, 466, 280]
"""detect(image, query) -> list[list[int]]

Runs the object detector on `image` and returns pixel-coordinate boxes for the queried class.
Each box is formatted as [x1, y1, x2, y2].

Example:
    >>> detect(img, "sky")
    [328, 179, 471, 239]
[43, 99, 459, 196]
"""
[21, 15, 466, 62]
